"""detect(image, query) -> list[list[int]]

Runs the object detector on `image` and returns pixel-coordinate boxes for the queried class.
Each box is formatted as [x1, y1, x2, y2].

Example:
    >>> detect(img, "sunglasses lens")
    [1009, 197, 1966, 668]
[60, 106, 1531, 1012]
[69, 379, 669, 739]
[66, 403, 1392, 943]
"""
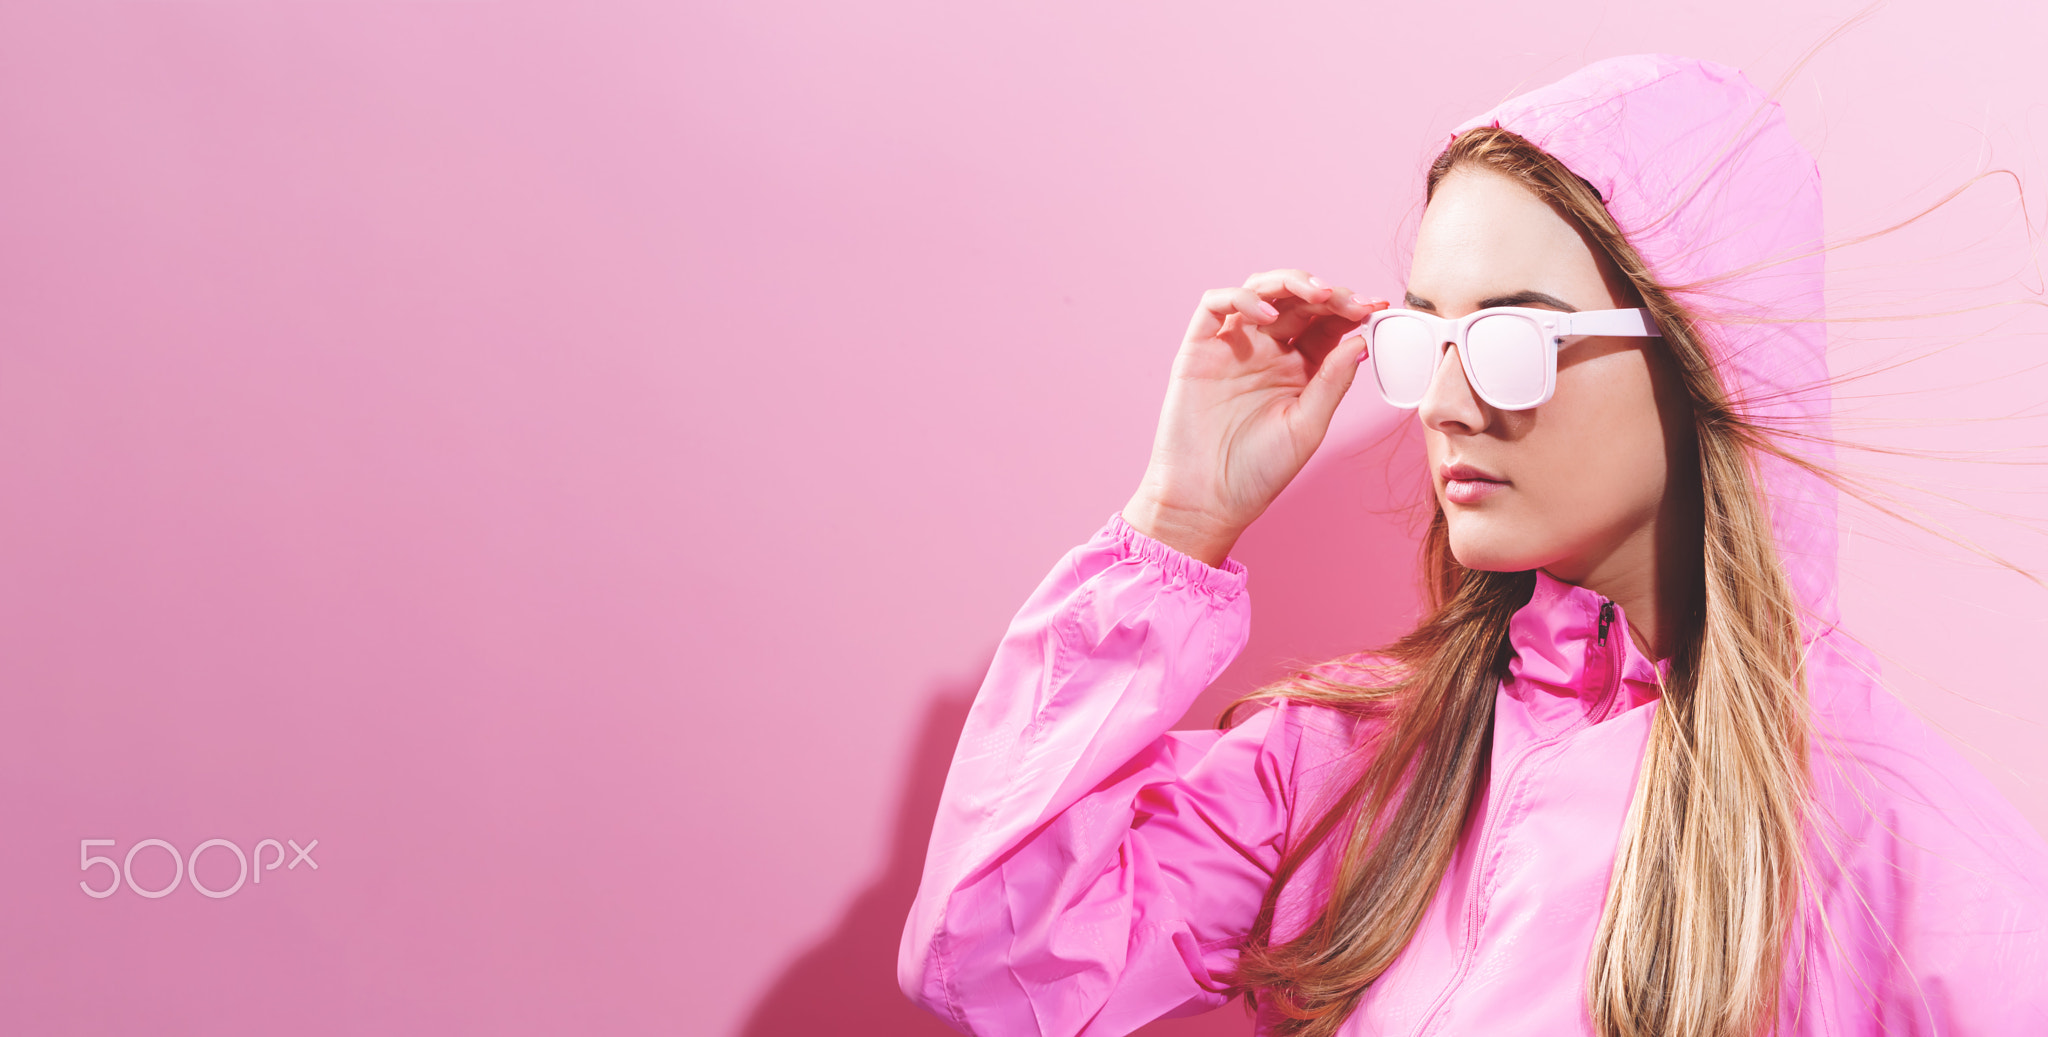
[1371, 315, 1439, 407]
[1465, 315, 1548, 408]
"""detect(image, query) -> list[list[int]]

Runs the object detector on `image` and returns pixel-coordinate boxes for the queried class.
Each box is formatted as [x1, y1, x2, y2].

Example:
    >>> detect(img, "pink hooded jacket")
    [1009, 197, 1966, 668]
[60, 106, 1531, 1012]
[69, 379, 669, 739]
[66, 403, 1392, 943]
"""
[898, 55, 2048, 1035]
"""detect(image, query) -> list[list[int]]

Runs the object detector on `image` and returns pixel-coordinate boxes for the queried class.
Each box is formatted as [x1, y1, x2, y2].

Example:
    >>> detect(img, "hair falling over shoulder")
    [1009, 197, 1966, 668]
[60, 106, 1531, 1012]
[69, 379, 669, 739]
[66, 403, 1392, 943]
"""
[1217, 126, 1821, 1037]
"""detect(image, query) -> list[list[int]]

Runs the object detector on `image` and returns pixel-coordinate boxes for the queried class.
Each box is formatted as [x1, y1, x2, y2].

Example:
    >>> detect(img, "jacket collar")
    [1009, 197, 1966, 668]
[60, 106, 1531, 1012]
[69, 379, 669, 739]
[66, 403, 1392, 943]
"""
[1503, 569, 1671, 727]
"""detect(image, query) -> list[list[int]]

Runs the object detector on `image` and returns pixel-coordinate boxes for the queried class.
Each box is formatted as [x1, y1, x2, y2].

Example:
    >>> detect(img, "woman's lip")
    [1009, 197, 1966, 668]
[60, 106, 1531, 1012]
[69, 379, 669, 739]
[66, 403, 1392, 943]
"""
[1440, 462, 1507, 506]
[1443, 477, 1507, 505]
[1439, 462, 1506, 483]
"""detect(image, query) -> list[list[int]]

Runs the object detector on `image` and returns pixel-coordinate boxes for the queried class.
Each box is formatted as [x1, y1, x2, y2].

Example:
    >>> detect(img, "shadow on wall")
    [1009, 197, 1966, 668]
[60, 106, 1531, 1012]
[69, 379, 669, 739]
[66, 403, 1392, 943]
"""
[738, 417, 1431, 1037]
[735, 681, 978, 1037]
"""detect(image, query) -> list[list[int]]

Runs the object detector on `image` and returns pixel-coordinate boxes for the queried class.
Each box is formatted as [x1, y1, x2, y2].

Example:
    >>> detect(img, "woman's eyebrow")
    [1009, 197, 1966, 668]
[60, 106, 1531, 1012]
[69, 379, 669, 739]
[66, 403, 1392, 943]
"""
[1402, 290, 1580, 312]
[1480, 290, 1579, 311]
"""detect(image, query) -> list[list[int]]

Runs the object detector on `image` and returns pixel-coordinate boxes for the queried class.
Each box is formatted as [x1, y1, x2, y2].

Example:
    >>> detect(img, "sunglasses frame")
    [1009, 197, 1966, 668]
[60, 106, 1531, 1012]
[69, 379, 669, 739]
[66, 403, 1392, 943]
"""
[1363, 305, 1664, 411]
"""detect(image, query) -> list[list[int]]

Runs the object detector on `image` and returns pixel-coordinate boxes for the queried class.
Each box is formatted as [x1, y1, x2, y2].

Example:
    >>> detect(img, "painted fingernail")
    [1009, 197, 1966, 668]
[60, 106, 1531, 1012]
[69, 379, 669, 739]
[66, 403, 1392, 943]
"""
[1256, 301, 1280, 318]
[1308, 276, 1330, 289]
[1345, 334, 1368, 360]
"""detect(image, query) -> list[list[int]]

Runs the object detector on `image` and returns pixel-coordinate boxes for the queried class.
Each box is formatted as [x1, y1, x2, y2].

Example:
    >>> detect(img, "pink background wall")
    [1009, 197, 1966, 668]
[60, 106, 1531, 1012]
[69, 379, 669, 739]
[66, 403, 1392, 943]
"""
[1, 2, 2042, 1034]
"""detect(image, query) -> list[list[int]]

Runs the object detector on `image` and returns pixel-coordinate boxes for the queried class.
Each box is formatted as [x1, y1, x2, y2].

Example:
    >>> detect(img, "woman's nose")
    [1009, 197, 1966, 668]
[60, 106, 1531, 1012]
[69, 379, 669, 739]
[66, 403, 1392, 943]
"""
[1416, 342, 1491, 433]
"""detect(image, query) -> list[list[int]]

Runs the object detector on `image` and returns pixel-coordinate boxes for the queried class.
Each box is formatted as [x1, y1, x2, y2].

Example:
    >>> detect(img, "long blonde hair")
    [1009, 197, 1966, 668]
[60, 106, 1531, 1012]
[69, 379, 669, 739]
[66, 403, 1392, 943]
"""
[1219, 125, 1820, 1037]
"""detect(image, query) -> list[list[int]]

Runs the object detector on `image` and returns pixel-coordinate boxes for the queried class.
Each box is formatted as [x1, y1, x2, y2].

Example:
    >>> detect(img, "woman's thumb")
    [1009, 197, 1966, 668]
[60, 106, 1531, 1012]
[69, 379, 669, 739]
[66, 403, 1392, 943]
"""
[1297, 331, 1369, 425]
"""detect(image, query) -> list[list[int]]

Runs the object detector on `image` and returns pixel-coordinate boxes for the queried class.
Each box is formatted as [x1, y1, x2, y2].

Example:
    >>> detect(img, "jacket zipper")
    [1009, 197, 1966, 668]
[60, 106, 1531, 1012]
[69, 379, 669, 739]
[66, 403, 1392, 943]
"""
[1412, 595, 1625, 1034]
[1594, 598, 1627, 722]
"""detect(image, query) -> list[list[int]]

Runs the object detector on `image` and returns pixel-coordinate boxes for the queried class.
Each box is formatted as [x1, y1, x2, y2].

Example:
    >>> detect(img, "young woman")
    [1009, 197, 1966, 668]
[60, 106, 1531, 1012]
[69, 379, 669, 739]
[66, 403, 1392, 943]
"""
[898, 54, 2048, 1037]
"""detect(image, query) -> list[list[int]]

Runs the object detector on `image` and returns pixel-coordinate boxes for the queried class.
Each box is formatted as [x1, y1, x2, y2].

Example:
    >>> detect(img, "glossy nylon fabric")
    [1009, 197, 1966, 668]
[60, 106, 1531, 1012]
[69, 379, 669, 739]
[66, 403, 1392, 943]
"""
[899, 55, 2048, 1035]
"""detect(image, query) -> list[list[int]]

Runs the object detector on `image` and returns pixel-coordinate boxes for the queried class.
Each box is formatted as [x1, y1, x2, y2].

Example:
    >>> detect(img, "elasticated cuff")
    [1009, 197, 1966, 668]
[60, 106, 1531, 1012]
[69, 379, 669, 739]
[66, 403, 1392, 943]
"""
[1099, 510, 1250, 603]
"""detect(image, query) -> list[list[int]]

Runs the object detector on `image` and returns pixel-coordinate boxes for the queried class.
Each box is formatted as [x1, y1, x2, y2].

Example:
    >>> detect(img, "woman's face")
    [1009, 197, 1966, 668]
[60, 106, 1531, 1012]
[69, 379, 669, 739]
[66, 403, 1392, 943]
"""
[1406, 165, 1695, 584]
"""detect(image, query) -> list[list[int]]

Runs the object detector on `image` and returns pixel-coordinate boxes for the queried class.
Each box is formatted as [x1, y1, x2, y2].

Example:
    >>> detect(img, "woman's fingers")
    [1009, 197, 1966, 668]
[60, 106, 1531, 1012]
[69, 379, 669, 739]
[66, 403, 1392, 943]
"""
[1254, 288, 1386, 344]
[1342, 289, 1388, 317]
[1291, 296, 1390, 355]
[1243, 269, 1329, 307]
[1297, 327, 1374, 426]
[1288, 312, 1360, 363]
[1151, 275, 1386, 539]
[1245, 270, 1382, 320]
[1188, 286, 1283, 342]
[1191, 273, 1382, 344]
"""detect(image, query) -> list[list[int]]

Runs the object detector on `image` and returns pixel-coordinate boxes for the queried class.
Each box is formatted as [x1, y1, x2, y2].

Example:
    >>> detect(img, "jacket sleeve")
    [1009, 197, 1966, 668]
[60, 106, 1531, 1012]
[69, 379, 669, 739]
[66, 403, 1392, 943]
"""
[897, 510, 1310, 1037]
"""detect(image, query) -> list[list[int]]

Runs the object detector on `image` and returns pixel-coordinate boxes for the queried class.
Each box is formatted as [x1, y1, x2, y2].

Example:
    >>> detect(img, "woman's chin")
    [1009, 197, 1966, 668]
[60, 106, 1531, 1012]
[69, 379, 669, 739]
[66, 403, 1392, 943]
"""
[1446, 523, 1545, 574]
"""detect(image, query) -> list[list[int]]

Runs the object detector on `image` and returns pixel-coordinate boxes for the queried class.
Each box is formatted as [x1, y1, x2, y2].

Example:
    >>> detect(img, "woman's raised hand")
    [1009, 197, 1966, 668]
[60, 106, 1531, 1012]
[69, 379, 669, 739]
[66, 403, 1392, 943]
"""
[1122, 269, 1388, 568]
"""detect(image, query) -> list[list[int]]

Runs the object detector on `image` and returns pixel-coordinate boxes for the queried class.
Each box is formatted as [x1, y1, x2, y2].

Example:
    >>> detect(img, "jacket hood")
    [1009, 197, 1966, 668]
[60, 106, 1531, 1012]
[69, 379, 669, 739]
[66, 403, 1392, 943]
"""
[1448, 55, 1848, 649]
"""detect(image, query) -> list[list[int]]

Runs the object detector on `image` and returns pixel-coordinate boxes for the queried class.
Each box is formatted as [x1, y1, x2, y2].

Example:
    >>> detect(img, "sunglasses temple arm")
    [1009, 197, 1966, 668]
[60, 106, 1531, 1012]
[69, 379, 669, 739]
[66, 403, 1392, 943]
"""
[1561, 308, 1663, 338]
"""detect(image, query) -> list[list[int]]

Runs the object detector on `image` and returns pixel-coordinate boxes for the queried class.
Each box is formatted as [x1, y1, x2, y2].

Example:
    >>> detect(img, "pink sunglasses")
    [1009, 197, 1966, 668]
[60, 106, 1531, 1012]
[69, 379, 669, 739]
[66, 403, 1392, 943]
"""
[1361, 305, 1663, 410]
